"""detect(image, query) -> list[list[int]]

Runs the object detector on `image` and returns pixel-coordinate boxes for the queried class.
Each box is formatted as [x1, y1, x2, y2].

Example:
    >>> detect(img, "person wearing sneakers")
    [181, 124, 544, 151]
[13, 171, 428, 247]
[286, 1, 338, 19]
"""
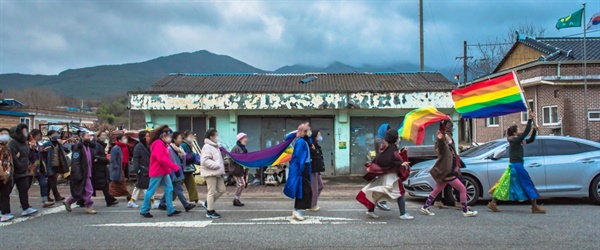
[307, 130, 325, 212]
[0, 128, 16, 222]
[158, 132, 196, 213]
[109, 134, 134, 207]
[63, 131, 97, 214]
[374, 124, 391, 211]
[131, 131, 158, 209]
[28, 129, 55, 208]
[200, 128, 226, 219]
[284, 123, 313, 221]
[8, 123, 38, 217]
[180, 131, 200, 204]
[229, 133, 248, 207]
[487, 113, 546, 214]
[420, 120, 477, 217]
[139, 125, 181, 218]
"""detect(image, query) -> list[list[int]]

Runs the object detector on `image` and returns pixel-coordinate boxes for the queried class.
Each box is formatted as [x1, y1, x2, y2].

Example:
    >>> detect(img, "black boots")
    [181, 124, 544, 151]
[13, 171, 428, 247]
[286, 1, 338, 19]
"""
[233, 199, 245, 207]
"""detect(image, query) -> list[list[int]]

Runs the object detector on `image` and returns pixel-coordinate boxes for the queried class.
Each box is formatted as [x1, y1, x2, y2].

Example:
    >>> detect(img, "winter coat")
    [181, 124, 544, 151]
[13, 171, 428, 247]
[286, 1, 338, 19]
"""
[429, 130, 456, 183]
[0, 142, 13, 184]
[8, 124, 30, 179]
[284, 136, 312, 199]
[42, 140, 68, 175]
[69, 142, 93, 199]
[229, 144, 245, 177]
[91, 141, 110, 190]
[149, 140, 180, 178]
[109, 145, 124, 181]
[310, 142, 325, 173]
[200, 139, 225, 177]
[181, 142, 197, 173]
[133, 142, 151, 189]
[168, 146, 185, 182]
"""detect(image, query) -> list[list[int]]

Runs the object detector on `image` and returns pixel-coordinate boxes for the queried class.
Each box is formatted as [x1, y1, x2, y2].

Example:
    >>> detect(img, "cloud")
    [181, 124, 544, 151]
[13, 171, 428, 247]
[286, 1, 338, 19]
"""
[0, 0, 597, 75]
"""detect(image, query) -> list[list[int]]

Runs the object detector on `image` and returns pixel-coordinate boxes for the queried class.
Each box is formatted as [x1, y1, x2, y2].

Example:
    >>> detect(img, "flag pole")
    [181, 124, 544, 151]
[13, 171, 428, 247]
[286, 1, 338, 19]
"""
[583, 2, 590, 139]
[513, 71, 536, 126]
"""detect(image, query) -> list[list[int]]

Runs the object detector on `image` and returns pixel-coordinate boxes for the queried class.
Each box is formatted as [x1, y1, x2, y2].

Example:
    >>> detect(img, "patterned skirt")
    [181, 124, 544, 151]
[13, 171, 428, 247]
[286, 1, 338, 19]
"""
[489, 162, 540, 201]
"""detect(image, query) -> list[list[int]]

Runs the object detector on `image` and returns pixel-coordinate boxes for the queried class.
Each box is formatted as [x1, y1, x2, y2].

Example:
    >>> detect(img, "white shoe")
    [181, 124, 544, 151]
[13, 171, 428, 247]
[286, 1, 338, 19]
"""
[1, 214, 15, 222]
[151, 201, 159, 209]
[420, 207, 435, 216]
[307, 206, 320, 212]
[292, 210, 305, 221]
[463, 210, 478, 217]
[366, 211, 380, 219]
[21, 207, 38, 216]
[127, 201, 139, 208]
[399, 213, 414, 220]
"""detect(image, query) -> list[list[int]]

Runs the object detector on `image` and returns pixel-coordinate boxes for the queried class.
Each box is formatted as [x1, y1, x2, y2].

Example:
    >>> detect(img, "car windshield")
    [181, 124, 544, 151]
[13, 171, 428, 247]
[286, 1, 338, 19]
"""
[460, 140, 505, 158]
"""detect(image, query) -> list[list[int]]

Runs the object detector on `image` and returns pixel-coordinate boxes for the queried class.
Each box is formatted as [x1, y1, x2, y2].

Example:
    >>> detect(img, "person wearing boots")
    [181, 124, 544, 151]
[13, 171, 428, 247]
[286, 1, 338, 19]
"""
[229, 133, 248, 207]
[63, 132, 97, 214]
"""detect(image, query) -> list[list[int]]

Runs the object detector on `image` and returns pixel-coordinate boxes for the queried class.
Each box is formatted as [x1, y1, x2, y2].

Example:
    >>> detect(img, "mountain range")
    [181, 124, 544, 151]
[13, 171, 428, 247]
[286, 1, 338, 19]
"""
[0, 50, 448, 99]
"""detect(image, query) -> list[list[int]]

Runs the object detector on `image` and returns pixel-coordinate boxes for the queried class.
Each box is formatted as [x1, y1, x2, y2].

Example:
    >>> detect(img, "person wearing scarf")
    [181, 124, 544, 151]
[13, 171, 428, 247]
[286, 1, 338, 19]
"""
[229, 133, 248, 207]
[109, 134, 133, 206]
[283, 123, 313, 221]
[180, 131, 200, 204]
[63, 131, 97, 214]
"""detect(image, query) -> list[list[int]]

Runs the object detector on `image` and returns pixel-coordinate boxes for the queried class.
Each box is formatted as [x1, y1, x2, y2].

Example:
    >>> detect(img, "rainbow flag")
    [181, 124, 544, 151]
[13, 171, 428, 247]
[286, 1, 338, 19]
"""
[399, 106, 450, 145]
[220, 133, 295, 168]
[452, 72, 527, 118]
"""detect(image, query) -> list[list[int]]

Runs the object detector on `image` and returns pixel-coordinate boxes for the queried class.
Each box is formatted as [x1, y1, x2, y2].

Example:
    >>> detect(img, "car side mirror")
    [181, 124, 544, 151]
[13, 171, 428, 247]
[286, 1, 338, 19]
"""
[491, 148, 506, 160]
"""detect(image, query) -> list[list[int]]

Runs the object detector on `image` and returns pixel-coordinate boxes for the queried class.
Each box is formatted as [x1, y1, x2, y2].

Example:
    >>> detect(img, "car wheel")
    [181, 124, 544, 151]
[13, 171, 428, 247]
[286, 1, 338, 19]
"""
[590, 175, 600, 205]
[444, 175, 480, 206]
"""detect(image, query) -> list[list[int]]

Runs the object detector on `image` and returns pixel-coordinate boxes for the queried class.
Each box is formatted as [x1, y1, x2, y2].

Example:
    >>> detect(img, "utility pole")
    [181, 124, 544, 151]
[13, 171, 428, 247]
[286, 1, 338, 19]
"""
[419, 0, 424, 71]
[455, 41, 473, 85]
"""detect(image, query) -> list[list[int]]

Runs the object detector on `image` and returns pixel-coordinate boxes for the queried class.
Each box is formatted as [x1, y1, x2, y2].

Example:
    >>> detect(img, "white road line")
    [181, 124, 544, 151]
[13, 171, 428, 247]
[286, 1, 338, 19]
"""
[0, 206, 65, 227]
[88, 221, 213, 228]
[98, 206, 423, 213]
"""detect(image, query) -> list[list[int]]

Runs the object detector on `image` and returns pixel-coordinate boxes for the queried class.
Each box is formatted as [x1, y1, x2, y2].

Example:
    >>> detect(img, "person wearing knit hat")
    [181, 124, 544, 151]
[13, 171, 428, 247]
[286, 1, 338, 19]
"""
[229, 133, 248, 207]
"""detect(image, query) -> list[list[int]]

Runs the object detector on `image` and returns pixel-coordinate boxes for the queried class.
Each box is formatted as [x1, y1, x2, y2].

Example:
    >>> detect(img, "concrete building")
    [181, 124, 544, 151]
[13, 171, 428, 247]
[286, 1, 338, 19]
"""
[468, 36, 600, 143]
[129, 72, 457, 176]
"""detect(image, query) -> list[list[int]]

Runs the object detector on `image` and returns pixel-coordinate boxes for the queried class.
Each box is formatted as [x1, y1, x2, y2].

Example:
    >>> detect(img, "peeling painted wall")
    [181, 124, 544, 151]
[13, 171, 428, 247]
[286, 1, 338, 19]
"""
[130, 92, 454, 110]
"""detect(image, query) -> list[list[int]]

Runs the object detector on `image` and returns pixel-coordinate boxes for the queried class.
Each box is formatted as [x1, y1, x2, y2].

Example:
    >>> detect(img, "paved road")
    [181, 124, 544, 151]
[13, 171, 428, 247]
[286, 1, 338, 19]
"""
[1, 195, 599, 249]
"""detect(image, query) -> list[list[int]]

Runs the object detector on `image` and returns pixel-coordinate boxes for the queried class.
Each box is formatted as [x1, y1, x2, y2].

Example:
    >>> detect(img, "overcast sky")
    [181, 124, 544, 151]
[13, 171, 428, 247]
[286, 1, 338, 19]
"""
[1, 0, 599, 75]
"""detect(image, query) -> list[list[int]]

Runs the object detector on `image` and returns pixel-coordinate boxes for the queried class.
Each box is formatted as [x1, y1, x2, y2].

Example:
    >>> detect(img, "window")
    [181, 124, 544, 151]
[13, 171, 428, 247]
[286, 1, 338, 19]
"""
[486, 117, 499, 127]
[521, 99, 535, 123]
[543, 139, 583, 156]
[460, 140, 505, 158]
[542, 106, 559, 125]
[523, 139, 543, 157]
[19, 117, 31, 128]
[589, 111, 600, 121]
[576, 143, 600, 153]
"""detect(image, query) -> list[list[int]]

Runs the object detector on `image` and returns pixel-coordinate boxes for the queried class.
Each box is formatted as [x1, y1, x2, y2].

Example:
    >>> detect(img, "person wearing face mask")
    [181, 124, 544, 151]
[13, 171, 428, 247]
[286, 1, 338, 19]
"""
[284, 122, 313, 221]
[28, 129, 54, 208]
[200, 128, 226, 219]
[140, 125, 181, 218]
[109, 134, 133, 206]
[158, 132, 196, 212]
[307, 130, 325, 212]
[91, 131, 118, 207]
[42, 130, 67, 202]
[131, 131, 159, 208]
[180, 131, 200, 204]
[229, 133, 248, 207]
[8, 123, 38, 217]
[62, 131, 97, 214]
[0, 128, 16, 222]
[374, 124, 392, 212]
[420, 120, 477, 217]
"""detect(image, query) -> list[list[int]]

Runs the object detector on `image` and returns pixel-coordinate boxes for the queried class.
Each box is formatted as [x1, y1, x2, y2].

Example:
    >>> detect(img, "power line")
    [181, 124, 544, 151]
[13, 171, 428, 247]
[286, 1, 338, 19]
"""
[467, 42, 513, 47]
[562, 30, 600, 37]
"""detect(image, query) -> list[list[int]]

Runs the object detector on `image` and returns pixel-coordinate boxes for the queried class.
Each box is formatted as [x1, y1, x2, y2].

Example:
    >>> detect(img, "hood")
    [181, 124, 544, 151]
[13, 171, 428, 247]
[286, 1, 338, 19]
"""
[377, 124, 390, 139]
[9, 124, 28, 142]
[204, 138, 219, 148]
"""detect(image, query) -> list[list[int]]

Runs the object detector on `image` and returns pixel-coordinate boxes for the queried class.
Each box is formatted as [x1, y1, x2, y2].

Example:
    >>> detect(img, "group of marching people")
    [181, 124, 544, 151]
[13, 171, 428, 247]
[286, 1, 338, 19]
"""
[356, 112, 546, 221]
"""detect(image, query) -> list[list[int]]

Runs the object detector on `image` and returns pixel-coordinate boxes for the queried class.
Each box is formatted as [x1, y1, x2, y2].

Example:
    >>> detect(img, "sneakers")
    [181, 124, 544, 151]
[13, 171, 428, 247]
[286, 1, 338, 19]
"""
[420, 207, 435, 216]
[399, 213, 414, 220]
[151, 200, 159, 209]
[487, 202, 500, 212]
[463, 210, 478, 217]
[1, 214, 15, 222]
[21, 207, 38, 216]
[292, 210, 305, 221]
[85, 208, 97, 214]
[63, 201, 72, 212]
[167, 210, 182, 217]
[42, 201, 55, 208]
[376, 201, 391, 211]
[127, 201, 139, 208]
[307, 206, 321, 212]
[366, 211, 380, 219]
[433, 201, 448, 209]
[140, 213, 153, 218]
[185, 203, 196, 212]
[233, 199, 245, 207]
[206, 210, 221, 219]
[532, 206, 547, 214]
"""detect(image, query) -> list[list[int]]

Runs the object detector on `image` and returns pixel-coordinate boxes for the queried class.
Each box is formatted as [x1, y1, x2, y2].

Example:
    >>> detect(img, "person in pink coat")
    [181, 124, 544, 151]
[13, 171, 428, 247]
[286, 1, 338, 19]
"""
[140, 125, 182, 218]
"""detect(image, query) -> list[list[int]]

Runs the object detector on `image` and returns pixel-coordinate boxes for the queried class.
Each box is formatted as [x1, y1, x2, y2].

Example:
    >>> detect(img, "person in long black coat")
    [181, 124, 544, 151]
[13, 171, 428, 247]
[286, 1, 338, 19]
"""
[92, 131, 118, 207]
[63, 132, 97, 214]
[131, 131, 156, 207]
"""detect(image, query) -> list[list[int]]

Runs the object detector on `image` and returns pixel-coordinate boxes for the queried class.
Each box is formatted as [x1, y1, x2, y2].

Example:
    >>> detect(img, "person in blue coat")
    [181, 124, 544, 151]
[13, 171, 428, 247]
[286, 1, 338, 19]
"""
[284, 122, 313, 221]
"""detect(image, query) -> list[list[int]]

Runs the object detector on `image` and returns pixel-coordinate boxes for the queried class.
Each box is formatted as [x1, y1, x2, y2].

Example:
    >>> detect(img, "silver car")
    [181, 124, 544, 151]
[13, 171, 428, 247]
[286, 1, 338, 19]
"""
[404, 136, 600, 206]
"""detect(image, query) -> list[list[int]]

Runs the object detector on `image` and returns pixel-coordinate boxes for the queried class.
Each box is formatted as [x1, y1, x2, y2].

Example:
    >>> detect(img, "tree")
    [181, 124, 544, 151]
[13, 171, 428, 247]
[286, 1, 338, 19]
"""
[467, 23, 547, 80]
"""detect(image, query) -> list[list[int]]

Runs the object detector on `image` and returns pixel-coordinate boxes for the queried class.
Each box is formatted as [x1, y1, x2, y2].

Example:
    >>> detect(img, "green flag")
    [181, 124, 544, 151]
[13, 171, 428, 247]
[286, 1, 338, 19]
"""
[556, 8, 584, 30]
